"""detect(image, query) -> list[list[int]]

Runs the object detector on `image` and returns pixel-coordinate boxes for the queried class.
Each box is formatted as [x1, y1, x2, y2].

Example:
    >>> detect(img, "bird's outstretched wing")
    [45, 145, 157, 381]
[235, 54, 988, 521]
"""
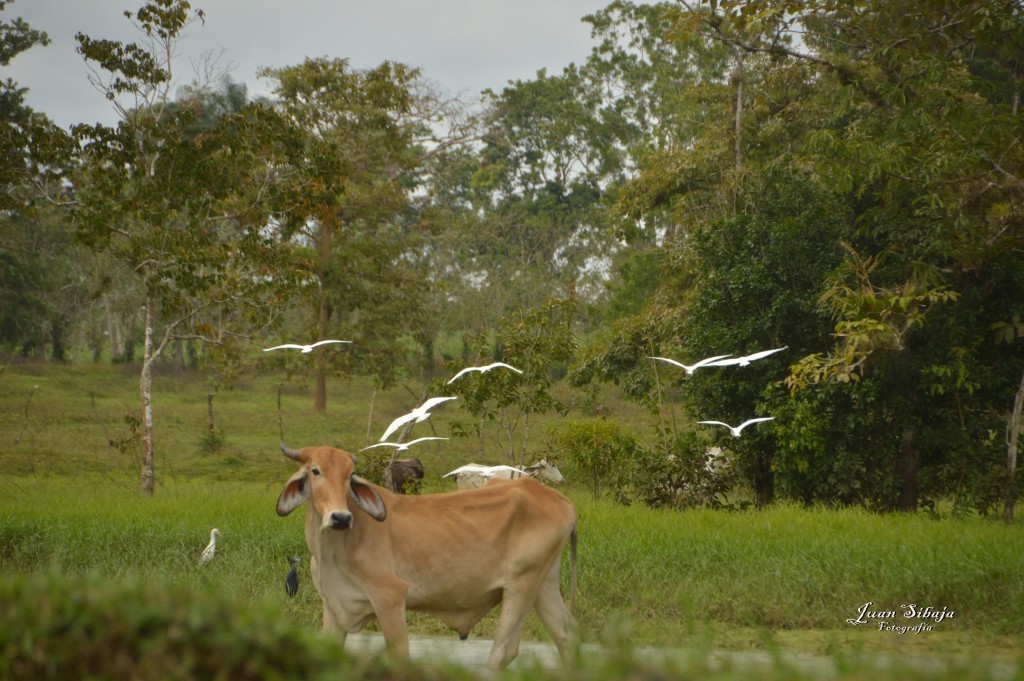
[405, 436, 448, 446]
[649, 354, 732, 373]
[709, 347, 787, 367]
[361, 442, 404, 451]
[446, 367, 479, 383]
[263, 344, 305, 352]
[379, 412, 419, 442]
[362, 436, 447, 452]
[443, 463, 528, 478]
[419, 396, 457, 411]
[447, 363, 522, 384]
[736, 417, 774, 432]
[648, 356, 687, 369]
[309, 339, 351, 349]
[443, 463, 491, 477]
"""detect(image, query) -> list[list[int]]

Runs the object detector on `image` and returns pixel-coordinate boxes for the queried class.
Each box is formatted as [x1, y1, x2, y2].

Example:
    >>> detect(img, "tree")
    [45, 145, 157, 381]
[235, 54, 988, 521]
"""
[73, 0, 300, 494]
[0, 1, 80, 359]
[576, 0, 1024, 512]
[1, 0, 69, 207]
[259, 57, 449, 412]
[447, 293, 577, 466]
[768, 0, 1024, 511]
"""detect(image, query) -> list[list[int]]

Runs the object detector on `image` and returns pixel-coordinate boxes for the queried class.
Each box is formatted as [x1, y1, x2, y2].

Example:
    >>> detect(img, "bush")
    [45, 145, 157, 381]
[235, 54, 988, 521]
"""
[640, 431, 737, 510]
[547, 418, 649, 503]
[0, 571, 455, 681]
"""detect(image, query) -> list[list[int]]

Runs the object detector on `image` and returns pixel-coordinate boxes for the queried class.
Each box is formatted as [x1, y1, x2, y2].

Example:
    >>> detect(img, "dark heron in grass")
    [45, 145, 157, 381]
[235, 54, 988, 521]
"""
[285, 556, 301, 598]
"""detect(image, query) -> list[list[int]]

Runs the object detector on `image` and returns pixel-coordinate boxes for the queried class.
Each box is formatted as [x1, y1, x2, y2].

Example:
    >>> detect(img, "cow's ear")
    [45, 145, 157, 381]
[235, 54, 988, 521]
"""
[277, 469, 310, 516]
[350, 475, 387, 522]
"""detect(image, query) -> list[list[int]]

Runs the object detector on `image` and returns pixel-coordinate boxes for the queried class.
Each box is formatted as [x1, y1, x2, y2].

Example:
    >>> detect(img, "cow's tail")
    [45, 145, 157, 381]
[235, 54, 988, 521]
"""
[569, 522, 578, 612]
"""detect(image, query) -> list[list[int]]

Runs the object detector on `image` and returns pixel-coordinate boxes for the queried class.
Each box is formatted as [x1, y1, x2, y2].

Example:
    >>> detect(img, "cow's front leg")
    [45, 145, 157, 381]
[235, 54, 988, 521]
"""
[319, 603, 351, 650]
[369, 578, 410, 659]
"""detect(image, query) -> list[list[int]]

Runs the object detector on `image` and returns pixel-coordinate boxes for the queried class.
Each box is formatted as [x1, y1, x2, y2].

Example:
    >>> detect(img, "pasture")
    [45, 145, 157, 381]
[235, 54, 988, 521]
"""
[1, 362, 1022, 678]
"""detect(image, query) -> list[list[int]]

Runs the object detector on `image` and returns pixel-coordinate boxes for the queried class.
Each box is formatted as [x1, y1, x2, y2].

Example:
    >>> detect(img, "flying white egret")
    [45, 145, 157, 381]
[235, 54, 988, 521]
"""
[285, 556, 301, 598]
[262, 340, 351, 353]
[360, 437, 449, 452]
[443, 463, 530, 478]
[199, 528, 221, 566]
[648, 354, 733, 374]
[698, 417, 775, 437]
[447, 362, 524, 384]
[706, 346, 788, 367]
[378, 397, 457, 442]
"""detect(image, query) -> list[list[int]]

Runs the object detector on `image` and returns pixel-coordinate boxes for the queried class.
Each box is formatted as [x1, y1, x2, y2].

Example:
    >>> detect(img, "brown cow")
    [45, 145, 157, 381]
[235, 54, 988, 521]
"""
[275, 444, 577, 669]
[387, 457, 425, 494]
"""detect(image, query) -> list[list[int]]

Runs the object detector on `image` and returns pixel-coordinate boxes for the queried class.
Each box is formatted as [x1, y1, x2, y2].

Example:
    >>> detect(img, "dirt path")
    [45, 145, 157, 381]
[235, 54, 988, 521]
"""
[343, 633, 1019, 678]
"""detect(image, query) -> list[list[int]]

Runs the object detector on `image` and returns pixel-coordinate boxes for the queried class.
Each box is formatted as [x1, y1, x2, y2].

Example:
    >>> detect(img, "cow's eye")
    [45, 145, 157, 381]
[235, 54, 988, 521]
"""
[311, 467, 321, 476]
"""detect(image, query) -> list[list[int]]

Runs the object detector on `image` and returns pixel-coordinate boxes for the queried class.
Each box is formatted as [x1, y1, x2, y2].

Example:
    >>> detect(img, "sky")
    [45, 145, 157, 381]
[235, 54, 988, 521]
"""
[5, 0, 613, 130]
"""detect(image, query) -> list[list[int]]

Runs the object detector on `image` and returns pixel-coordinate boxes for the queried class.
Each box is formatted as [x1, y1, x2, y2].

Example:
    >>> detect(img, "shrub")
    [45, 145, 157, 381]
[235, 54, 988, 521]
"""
[547, 418, 648, 502]
[0, 571, 454, 681]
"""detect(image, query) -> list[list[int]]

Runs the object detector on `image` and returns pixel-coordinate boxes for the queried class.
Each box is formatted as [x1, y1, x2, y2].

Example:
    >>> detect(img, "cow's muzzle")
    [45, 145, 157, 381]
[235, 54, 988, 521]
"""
[325, 510, 353, 530]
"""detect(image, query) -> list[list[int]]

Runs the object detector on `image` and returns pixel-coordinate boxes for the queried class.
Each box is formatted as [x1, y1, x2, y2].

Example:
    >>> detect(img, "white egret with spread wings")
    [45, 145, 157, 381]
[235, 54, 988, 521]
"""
[697, 417, 775, 437]
[447, 362, 523, 384]
[263, 340, 351, 353]
[378, 397, 457, 442]
[647, 354, 733, 375]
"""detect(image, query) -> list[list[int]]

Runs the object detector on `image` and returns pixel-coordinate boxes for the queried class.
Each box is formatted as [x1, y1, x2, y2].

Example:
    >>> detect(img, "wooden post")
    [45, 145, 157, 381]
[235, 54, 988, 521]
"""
[1004, 369, 1024, 523]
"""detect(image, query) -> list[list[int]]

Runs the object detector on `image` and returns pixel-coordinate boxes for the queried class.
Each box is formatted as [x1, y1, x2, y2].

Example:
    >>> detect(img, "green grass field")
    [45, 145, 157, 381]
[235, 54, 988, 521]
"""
[1, 362, 1022, 679]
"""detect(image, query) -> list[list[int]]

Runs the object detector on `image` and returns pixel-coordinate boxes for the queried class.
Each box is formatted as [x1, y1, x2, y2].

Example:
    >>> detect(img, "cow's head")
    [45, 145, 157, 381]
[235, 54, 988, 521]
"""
[528, 459, 565, 484]
[276, 444, 387, 530]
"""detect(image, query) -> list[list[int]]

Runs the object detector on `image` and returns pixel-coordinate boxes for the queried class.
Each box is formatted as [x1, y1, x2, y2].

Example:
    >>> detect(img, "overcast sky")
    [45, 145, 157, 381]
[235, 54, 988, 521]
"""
[6, 0, 613, 130]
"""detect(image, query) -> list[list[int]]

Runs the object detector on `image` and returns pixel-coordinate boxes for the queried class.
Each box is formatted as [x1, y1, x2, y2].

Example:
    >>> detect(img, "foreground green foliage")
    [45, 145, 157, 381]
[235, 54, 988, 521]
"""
[1, 568, 1019, 680]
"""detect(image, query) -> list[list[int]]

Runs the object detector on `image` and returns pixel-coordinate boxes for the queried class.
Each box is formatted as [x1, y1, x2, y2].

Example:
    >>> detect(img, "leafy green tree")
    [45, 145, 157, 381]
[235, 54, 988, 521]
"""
[577, 0, 1024, 512]
[72, 0, 301, 494]
[0, 1, 79, 358]
[761, 0, 1024, 512]
[258, 57, 446, 412]
[446, 294, 577, 466]
[1, 0, 70, 206]
[0, 206, 91, 360]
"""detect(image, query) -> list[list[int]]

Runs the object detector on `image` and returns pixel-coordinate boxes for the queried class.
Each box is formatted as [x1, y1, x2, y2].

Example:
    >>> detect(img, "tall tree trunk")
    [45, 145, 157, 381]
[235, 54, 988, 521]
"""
[139, 298, 156, 495]
[314, 219, 333, 413]
[106, 300, 122, 362]
[731, 51, 745, 170]
[1005, 369, 1024, 523]
[898, 425, 920, 512]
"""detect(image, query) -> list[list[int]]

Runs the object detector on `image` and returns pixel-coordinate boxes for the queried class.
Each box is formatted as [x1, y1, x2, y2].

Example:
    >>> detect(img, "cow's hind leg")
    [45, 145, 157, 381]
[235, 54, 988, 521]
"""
[487, 579, 543, 670]
[533, 564, 576, 661]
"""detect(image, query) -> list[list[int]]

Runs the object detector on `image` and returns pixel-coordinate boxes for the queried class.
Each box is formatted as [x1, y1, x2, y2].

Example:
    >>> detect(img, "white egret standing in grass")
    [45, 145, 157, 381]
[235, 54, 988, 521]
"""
[447, 362, 523, 384]
[360, 437, 448, 452]
[378, 397, 457, 442]
[706, 347, 788, 367]
[697, 417, 775, 437]
[647, 354, 733, 374]
[262, 340, 351, 353]
[199, 528, 221, 566]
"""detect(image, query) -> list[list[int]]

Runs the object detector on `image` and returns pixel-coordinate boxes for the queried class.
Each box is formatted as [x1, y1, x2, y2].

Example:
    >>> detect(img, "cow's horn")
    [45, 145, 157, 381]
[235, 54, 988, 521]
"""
[280, 443, 302, 461]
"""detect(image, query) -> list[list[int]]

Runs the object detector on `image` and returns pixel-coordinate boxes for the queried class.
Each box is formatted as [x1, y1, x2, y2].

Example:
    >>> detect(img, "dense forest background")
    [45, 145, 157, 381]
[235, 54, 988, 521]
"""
[3, 0, 1023, 514]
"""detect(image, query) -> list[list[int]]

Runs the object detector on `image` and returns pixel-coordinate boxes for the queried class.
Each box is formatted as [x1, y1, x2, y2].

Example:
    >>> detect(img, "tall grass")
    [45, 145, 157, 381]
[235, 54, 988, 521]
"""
[1, 362, 1023, 665]
[572, 498, 1024, 651]
[2, 476, 1022, 659]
